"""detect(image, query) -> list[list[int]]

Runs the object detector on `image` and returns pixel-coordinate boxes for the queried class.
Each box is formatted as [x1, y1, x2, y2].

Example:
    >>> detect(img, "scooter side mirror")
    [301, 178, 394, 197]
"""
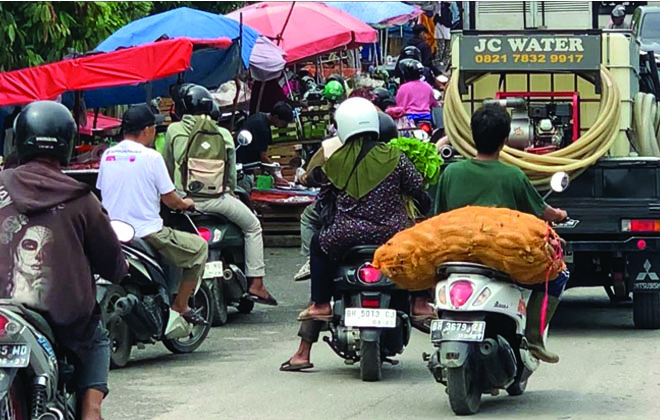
[550, 172, 570, 193]
[110, 220, 135, 243]
[237, 130, 253, 147]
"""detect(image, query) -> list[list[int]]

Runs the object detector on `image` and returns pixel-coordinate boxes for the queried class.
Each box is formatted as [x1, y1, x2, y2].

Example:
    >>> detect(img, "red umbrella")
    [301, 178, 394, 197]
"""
[227, 2, 378, 63]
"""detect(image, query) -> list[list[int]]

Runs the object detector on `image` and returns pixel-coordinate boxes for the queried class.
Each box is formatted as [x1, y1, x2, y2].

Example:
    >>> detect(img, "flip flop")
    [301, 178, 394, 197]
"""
[246, 292, 279, 306]
[182, 309, 209, 326]
[280, 359, 314, 372]
[297, 307, 333, 322]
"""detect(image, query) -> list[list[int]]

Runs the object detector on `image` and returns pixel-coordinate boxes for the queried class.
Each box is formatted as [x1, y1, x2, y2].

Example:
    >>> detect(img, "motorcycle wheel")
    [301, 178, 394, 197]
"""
[100, 285, 132, 369]
[163, 282, 214, 354]
[446, 352, 481, 415]
[0, 376, 27, 420]
[210, 280, 228, 327]
[359, 339, 382, 382]
[237, 298, 254, 314]
[506, 367, 532, 396]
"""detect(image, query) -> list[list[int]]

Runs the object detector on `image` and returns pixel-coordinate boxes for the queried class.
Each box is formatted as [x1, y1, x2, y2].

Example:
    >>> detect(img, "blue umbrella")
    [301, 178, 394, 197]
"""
[323, 2, 420, 26]
[76, 7, 260, 108]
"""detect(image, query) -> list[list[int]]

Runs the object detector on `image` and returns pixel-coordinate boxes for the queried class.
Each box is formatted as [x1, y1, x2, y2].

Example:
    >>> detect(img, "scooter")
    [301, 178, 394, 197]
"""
[97, 218, 214, 368]
[425, 172, 570, 415]
[323, 246, 412, 382]
[0, 300, 78, 419]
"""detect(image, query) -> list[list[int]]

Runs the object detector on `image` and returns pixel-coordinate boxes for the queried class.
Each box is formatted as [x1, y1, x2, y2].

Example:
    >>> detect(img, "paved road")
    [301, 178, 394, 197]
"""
[104, 248, 660, 420]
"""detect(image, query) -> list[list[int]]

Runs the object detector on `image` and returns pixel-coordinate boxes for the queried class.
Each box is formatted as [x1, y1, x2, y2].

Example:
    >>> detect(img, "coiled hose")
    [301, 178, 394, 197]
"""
[633, 91, 660, 157]
[443, 66, 622, 187]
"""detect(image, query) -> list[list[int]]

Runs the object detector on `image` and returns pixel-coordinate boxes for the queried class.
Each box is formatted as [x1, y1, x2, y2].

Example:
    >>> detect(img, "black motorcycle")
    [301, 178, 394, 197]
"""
[323, 246, 412, 381]
[98, 217, 214, 368]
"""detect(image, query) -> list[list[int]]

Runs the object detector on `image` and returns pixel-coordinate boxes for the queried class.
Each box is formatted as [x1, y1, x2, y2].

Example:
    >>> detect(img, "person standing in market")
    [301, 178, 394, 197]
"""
[403, 25, 442, 80]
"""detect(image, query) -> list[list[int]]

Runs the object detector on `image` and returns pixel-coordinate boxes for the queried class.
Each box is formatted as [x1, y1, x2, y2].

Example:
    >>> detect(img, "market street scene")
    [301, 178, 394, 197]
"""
[1, 1, 660, 419]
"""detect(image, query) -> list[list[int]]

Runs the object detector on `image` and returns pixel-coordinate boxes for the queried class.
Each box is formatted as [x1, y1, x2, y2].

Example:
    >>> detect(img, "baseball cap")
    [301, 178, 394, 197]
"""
[122, 103, 164, 133]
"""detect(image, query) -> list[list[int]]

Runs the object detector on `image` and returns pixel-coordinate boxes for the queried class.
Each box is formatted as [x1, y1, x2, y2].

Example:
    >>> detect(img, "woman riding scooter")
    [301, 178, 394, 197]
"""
[395, 59, 439, 123]
[280, 97, 431, 371]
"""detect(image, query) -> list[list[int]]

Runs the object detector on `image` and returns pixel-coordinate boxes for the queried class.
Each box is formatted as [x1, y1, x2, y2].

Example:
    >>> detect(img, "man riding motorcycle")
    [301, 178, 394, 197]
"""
[162, 84, 277, 306]
[97, 103, 209, 325]
[0, 101, 127, 420]
[434, 103, 569, 363]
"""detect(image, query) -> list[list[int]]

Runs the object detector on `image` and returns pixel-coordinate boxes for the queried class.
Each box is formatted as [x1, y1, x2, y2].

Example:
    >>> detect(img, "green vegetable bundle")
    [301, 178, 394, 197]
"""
[389, 137, 443, 187]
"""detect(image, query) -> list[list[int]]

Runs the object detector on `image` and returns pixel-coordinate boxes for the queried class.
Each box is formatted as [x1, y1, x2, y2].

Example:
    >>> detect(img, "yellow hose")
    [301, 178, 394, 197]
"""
[444, 66, 622, 187]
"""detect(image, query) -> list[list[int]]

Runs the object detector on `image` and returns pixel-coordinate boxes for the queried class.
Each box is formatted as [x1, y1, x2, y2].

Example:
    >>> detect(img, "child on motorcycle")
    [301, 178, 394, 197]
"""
[434, 103, 569, 363]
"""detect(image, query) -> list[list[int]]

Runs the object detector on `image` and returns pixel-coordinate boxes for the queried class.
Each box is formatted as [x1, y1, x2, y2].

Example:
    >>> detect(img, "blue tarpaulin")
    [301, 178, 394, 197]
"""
[323, 2, 420, 26]
[78, 7, 260, 108]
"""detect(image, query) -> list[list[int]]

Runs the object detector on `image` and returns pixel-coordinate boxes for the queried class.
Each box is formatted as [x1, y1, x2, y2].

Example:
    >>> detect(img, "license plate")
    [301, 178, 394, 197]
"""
[430, 320, 486, 343]
[203, 261, 224, 279]
[0, 344, 30, 368]
[344, 308, 396, 328]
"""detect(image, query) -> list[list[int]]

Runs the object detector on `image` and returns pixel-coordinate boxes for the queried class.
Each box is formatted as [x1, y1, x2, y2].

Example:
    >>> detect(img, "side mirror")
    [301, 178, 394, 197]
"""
[550, 172, 570, 193]
[110, 220, 135, 243]
[237, 130, 253, 147]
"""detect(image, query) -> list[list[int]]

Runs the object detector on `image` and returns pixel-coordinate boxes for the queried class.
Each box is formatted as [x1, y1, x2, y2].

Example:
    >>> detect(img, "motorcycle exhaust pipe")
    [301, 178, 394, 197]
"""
[478, 338, 514, 388]
[115, 295, 139, 316]
[439, 145, 454, 160]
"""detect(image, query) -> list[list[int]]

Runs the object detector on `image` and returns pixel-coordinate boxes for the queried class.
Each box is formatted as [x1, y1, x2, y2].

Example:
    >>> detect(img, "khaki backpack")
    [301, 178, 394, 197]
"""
[172, 115, 229, 198]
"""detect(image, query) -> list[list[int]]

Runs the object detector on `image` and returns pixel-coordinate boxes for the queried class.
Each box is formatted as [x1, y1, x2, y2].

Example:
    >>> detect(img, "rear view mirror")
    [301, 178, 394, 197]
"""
[550, 172, 570, 193]
[110, 220, 135, 243]
[237, 130, 253, 147]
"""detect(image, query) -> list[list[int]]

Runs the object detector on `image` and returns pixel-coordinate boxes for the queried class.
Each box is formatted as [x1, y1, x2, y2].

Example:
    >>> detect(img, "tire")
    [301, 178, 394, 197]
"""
[446, 352, 481, 415]
[163, 283, 214, 354]
[0, 376, 28, 420]
[210, 280, 228, 327]
[237, 298, 254, 314]
[506, 367, 532, 396]
[633, 291, 660, 329]
[360, 339, 382, 382]
[99, 285, 132, 369]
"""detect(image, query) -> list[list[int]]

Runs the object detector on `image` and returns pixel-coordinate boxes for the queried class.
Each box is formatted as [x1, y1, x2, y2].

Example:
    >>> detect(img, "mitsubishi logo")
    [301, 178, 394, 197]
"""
[637, 260, 659, 281]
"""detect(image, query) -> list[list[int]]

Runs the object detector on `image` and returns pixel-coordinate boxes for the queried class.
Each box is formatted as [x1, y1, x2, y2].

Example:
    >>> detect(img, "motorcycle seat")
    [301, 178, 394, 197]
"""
[437, 262, 512, 282]
[340, 245, 378, 262]
[129, 238, 160, 260]
[17, 306, 56, 345]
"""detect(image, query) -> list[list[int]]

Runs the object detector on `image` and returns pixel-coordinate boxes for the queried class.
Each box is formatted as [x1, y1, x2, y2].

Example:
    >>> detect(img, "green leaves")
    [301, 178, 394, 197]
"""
[389, 137, 444, 187]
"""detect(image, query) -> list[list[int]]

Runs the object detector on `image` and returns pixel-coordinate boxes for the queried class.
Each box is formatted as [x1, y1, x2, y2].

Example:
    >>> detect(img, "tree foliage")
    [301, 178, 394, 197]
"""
[0, 1, 246, 72]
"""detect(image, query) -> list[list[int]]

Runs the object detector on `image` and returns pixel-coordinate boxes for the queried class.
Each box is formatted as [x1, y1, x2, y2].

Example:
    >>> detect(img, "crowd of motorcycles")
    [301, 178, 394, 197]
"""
[0, 73, 571, 419]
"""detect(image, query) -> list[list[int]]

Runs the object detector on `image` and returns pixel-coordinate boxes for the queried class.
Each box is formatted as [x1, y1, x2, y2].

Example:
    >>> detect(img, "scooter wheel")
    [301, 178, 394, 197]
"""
[163, 282, 214, 354]
[210, 281, 229, 327]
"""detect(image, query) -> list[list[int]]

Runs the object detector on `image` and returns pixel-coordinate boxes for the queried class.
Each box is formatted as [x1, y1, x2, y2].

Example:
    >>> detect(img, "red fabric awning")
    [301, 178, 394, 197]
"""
[0, 37, 232, 107]
[227, 2, 378, 63]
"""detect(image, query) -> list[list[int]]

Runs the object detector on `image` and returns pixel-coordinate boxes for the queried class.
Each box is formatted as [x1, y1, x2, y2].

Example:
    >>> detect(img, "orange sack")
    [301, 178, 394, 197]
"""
[373, 206, 566, 291]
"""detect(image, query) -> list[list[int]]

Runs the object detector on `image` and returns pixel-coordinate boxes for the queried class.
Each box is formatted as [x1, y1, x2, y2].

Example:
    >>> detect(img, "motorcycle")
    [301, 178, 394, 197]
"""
[0, 301, 77, 419]
[97, 219, 214, 369]
[323, 246, 412, 382]
[425, 172, 570, 415]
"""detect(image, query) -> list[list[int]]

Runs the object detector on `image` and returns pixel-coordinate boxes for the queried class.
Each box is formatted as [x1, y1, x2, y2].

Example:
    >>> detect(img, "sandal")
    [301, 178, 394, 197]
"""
[181, 309, 209, 326]
[297, 307, 333, 322]
[245, 291, 278, 306]
[280, 359, 314, 372]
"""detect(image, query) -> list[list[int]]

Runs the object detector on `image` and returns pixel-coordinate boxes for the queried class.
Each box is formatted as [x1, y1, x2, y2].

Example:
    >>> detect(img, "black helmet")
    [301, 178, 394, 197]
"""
[377, 111, 398, 143]
[172, 84, 214, 117]
[326, 73, 346, 86]
[15, 101, 76, 166]
[372, 87, 396, 110]
[400, 46, 422, 62]
[398, 58, 424, 82]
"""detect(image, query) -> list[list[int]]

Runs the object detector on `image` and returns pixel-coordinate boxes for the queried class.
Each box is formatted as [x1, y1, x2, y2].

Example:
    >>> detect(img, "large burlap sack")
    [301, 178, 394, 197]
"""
[373, 206, 566, 291]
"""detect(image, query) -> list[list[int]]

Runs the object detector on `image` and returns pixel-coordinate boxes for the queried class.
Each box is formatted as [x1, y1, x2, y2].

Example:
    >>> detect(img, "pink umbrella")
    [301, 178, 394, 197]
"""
[227, 2, 378, 63]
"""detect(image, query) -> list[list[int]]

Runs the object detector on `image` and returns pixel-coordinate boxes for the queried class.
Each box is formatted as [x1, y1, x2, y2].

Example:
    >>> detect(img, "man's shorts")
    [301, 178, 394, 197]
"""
[74, 323, 110, 395]
[144, 226, 208, 281]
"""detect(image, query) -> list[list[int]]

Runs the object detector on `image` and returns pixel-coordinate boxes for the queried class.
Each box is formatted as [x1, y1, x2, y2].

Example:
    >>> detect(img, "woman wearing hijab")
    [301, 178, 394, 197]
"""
[280, 97, 430, 372]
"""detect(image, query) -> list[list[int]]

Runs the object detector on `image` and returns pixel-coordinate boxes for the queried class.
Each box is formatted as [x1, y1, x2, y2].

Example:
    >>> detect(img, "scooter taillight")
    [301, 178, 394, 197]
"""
[419, 122, 432, 133]
[197, 227, 212, 242]
[449, 281, 474, 307]
[357, 264, 382, 284]
[361, 297, 380, 308]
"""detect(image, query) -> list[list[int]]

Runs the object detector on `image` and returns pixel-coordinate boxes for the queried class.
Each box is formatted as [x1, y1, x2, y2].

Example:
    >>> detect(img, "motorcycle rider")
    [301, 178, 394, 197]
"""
[434, 103, 569, 363]
[394, 46, 437, 88]
[281, 97, 430, 371]
[97, 103, 209, 325]
[162, 84, 277, 306]
[0, 101, 127, 420]
[396, 59, 439, 121]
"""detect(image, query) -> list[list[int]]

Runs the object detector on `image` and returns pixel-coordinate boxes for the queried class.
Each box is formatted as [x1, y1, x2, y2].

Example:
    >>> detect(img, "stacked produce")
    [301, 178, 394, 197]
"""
[373, 206, 565, 291]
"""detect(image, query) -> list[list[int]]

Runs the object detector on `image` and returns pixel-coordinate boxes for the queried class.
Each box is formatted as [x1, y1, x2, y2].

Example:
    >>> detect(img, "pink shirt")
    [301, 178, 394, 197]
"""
[395, 80, 439, 115]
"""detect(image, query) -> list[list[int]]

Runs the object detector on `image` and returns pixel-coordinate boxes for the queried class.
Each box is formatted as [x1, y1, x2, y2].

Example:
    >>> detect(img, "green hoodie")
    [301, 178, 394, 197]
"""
[162, 115, 237, 195]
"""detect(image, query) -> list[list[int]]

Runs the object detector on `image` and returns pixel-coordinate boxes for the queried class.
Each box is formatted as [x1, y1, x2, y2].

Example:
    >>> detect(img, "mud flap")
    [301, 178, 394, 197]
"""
[164, 310, 193, 339]
[440, 341, 471, 368]
[360, 328, 381, 343]
[629, 252, 660, 292]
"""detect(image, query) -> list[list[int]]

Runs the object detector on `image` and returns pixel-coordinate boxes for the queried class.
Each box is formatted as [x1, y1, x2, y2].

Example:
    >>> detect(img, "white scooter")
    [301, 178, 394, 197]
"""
[425, 172, 569, 415]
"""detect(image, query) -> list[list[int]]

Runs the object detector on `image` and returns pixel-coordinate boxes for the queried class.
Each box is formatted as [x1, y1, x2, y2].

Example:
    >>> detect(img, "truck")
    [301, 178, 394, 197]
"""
[441, 1, 660, 329]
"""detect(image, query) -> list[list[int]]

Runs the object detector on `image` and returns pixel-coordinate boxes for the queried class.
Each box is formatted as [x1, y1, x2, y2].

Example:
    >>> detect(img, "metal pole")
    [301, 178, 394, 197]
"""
[230, 77, 241, 130]
[339, 49, 344, 78]
[255, 81, 266, 113]
[276, 2, 296, 46]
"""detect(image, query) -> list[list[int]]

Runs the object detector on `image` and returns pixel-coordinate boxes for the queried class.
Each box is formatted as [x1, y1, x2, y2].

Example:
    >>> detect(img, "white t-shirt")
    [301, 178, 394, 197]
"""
[97, 140, 175, 238]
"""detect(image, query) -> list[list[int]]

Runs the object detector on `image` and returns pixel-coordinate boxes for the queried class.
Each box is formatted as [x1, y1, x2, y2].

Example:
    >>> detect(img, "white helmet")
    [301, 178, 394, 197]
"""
[335, 97, 380, 144]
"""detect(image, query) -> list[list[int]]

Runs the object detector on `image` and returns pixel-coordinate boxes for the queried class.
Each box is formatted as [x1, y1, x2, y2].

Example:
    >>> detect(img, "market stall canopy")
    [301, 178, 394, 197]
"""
[227, 2, 378, 63]
[0, 37, 231, 108]
[323, 1, 421, 26]
[250, 36, 287, 81]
